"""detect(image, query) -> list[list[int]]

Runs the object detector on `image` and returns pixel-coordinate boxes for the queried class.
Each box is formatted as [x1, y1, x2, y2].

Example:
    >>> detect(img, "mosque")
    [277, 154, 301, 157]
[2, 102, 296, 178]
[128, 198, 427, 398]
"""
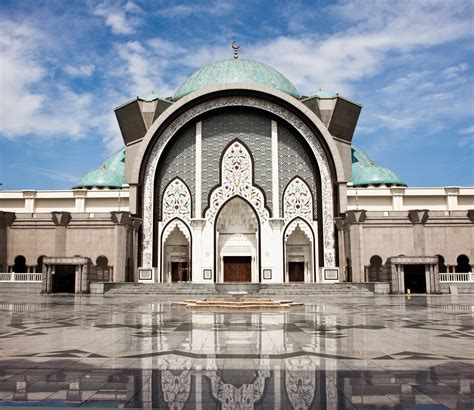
[1, 45, 473, 294]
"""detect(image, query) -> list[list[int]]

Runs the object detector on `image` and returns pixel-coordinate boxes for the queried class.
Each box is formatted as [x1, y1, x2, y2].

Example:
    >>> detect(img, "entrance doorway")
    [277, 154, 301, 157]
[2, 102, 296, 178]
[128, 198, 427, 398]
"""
[404, 264, 426, 293]
[52, 265, 76, 293]
[224, 256, 251, 282]
[171, 262, 190, 282]
[216, 197, 258, 283]
[288, 262, 305, 282]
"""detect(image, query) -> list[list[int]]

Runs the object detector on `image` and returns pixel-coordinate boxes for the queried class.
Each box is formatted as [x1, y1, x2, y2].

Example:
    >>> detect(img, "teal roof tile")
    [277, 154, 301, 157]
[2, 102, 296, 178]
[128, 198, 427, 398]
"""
[173, 58, 300, 100]
[351, 146, 405, 187]
[74, 148, 126, 189]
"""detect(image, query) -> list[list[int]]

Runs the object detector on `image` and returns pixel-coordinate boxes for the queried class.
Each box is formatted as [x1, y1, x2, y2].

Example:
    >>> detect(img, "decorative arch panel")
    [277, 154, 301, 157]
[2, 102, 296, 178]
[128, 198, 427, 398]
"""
[162, 178, 191, 224]
[205, 141, 269, 224]
[283, 177, 313, 224]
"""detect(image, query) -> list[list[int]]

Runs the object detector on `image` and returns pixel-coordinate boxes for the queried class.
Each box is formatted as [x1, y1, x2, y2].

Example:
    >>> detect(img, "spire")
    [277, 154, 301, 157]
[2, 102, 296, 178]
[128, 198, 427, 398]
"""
[232, 41, 240, 59]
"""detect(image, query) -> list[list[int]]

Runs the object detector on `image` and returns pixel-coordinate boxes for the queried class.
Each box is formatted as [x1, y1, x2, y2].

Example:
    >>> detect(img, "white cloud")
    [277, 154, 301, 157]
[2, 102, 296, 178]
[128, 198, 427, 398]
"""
[0, 19, 104, 139]
[116, 40, 176, 97]
[443, 63, 469, 79]
[157, 1, 233, 19]
[92, 1, 141, 34]
[64, 63, 95, 77]
[460, 126, 474, 134]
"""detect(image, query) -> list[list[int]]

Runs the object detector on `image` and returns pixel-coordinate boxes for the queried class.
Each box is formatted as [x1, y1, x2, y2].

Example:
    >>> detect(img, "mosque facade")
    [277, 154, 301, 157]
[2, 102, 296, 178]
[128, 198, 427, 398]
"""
[1, 52, 473, 294]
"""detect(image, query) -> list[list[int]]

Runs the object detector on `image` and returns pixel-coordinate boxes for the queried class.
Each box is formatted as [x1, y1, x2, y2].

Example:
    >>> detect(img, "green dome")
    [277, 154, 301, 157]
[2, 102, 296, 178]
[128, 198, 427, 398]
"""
[351, 146, 405, 187]
[74, 148, 126, 189]
[173, 58, 300, 100]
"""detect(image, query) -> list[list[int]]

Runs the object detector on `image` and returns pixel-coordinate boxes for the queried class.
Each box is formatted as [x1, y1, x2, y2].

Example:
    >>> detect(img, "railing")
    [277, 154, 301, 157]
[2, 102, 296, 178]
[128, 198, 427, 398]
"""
[439, 272, 474, 283]
[0, 273, 43, 282]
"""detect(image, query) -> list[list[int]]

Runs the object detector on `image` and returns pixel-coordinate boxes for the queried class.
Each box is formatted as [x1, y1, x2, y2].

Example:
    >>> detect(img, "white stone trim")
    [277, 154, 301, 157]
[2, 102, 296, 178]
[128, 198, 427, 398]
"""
[195, 122, 202, 218]
[271, 120, 279, 218]
[141, 96, 335, 268]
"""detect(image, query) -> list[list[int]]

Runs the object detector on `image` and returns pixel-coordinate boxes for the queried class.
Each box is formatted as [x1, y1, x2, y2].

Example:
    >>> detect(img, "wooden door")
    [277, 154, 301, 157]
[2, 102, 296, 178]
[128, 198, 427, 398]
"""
[171, 262, 188, 282]
[288, 262, 305, 282]
[224, 256, 251, 282]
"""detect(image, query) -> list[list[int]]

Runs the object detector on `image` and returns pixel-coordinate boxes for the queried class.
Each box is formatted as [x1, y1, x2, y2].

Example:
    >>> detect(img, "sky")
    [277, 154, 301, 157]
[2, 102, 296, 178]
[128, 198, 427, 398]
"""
[0, 0, 473, 190]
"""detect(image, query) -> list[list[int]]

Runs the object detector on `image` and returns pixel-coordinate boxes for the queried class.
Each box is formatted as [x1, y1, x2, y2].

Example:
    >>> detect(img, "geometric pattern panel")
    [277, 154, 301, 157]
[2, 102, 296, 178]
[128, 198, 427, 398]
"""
[202, 113, 272, 214]
[162, 178, 191, 223]
[206, 141, 269, 223]
[158, 127, 195, 219]
[278, 125, 318, 216]
[283, 177, 313, 224]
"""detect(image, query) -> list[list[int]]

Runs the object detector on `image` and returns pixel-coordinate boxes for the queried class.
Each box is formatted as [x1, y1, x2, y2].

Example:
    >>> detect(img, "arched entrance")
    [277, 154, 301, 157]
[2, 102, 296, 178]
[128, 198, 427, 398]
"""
[216, 197, 259, 282]
[284, 219, 315, 282]
[162, 220, 191, 283]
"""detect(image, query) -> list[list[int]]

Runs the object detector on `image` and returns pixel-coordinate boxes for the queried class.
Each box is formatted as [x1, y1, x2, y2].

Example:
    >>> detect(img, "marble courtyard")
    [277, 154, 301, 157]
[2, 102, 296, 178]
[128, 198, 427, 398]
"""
[0, 293, 472, 408]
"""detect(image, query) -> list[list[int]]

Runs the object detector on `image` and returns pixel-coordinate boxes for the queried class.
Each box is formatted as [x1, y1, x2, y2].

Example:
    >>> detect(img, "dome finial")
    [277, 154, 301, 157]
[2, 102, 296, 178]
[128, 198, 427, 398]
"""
[232, 41, 240, 59]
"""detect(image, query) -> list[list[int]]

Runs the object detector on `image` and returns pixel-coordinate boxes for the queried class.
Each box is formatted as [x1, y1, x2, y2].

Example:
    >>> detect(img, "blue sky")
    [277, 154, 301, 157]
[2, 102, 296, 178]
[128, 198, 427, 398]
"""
[0, 0, 473, 189]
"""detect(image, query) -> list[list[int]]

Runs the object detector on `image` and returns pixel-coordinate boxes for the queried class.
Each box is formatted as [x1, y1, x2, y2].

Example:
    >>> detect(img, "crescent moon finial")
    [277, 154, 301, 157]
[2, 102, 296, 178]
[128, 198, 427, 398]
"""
[232, 41, 240, 59]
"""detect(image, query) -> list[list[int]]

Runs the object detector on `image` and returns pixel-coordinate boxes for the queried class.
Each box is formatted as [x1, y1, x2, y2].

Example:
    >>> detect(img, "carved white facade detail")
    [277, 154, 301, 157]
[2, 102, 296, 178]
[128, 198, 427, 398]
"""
[206, 141, 268, 223]
[162, 178, 191, 223]
[283, 177, 313, 224]
[142, 97, 335, 268]
[208, 370, 270, 409]
[162, 219, 191, 243]
[285, 218, 313, 243]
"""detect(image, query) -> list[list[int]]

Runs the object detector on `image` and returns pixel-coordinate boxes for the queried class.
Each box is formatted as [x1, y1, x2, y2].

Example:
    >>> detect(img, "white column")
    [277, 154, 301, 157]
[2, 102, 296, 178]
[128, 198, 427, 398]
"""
[271, 120, 279, 218]
[22, 190, 36, 213]
[195, 122, 202, 218]
[73, 190, 86, 212]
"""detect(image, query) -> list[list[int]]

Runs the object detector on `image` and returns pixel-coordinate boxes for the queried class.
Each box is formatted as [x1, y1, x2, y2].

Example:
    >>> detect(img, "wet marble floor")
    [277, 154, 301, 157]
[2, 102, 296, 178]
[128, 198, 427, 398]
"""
[0, 293, 473, 409]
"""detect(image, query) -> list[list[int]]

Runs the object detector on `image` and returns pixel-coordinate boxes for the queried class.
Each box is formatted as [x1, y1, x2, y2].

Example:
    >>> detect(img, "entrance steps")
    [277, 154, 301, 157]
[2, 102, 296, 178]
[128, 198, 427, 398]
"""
[93, 282, 388, 296]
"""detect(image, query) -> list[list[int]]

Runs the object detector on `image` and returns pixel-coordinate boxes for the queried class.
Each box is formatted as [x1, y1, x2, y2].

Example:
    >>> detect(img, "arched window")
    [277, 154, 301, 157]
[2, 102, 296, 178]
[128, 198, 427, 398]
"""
[13, 255, 27, 273]
[455, 255, 471, 273]
[436, 255, 447, 273]
[368, 255, 383, 281]
[37, 255, 45, 273]
[96, 255, 111, 282]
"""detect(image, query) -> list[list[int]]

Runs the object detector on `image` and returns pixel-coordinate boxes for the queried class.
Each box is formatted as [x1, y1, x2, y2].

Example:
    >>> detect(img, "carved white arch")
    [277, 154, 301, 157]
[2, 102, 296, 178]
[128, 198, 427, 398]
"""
[162, 219, 191, 243]
[285, 218, 313, 243]
[207, 371, 270, 409]
[161, 357, 192, 409]
[283, 177, 313, 224]
[142, 96, 335, 268]
[162, 178, 191, 223]
[206, 141, 269, 224]
[285, 358, 316, 409]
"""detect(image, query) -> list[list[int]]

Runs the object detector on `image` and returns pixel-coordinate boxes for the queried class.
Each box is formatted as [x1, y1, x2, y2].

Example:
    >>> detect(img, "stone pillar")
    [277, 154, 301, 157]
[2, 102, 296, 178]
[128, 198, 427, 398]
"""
[408, 210, 429, 256]
[22, 190, 36, 213]
[271, 120, 280, 218]
[344, 210, 367, 282]
[75, 265, 81, 294]
[81, 264, 88, 293]
[52, 212, 71, 257]
[191, 218, 205, 283]
[391, 186, 405, 211]
[334, 216, 346, 281]
[132, 218, 142, 282]
[73, 189, 87, 212]
[195, 121, 202, 218]
[445, 186, 460, 211]
[269, 218, 284, 282]
[0, 212, 15, 272]
[111, 212, 131, 283]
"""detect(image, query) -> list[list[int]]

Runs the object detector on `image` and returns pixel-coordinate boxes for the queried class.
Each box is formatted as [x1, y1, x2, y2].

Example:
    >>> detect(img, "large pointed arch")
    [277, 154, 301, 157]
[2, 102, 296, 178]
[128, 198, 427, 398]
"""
[205, 140, 269, 224]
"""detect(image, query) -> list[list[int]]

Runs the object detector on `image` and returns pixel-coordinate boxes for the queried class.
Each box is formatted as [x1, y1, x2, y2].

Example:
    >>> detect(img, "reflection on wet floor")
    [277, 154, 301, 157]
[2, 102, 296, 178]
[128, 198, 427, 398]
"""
[0, 294, 473, 408]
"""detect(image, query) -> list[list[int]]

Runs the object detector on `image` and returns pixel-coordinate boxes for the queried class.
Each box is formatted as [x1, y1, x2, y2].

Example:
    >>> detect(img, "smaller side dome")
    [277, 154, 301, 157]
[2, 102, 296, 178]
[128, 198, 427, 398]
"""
[351, 146, 405, 187]
[74, 148, 126, 189]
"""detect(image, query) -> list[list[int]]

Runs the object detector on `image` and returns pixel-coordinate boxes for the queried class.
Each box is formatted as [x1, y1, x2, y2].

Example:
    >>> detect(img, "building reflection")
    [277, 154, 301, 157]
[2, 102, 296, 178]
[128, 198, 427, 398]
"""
[0, 304, 472, 408]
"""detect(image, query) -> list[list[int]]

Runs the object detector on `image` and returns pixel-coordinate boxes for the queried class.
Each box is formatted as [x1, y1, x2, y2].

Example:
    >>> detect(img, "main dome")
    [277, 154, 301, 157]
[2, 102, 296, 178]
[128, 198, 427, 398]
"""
[173, 58, 300, 100]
